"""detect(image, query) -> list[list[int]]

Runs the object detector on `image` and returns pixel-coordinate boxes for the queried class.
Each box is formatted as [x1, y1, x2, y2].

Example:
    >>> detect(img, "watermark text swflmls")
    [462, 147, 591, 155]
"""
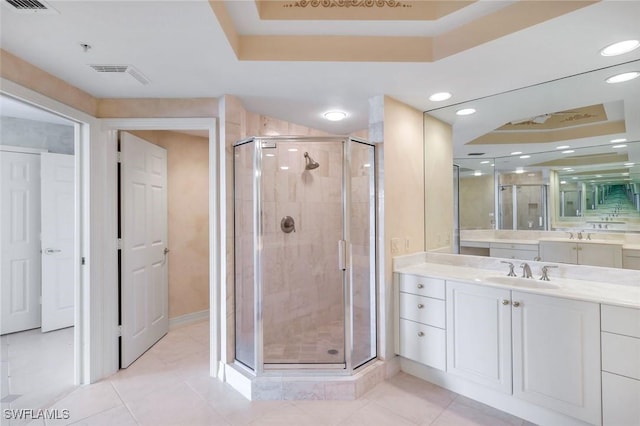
[3, 408, 70, 420]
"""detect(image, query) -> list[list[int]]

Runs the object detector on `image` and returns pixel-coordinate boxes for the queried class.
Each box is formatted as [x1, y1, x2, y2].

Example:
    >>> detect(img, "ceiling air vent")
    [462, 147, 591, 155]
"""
[89, 64, 150, 86]
[4, 0, 58, 13]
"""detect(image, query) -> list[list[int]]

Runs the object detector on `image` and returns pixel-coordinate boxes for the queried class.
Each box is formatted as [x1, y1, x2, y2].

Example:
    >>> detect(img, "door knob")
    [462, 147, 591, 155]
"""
[513, 301, 521, 307]
[44, 248, 61, 254]
[502, 299, 510, 305]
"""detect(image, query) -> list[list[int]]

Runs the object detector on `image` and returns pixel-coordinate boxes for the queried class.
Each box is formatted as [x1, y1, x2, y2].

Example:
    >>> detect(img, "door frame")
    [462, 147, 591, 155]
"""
[101, 119, 219, 377]
[1, 78, 93, 385]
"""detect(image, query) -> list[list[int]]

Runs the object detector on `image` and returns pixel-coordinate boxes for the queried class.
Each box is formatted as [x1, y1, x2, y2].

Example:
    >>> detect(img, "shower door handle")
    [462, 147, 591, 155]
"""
[338, 240, 347, 271]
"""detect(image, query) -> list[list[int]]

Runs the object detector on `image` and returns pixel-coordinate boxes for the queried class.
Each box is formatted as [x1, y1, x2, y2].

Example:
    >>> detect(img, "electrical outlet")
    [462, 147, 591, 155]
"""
[391, 238, 401, 255]
[405, 238, 410, 252]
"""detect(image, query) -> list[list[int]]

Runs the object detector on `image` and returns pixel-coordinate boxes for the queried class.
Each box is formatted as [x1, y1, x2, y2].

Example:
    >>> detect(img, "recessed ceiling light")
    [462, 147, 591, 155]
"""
[490, 163, 495, 167]
[596, 175, 603, 178]
[280, 166, 289, 170]
[624, 162, 635, 166]
[605, 71, 640, 83]
[520, 155, 531, 159]
[288, 148, 298, 152]
[610, 138, 627, 143]
[515, 167, 524, 174]
[562, 150, 575, 154]
[562, 167, 572, 170]
[323, 111, 347, 121]
[474, 170, 482, 176]
[600, 40, 640, 56]
[612, 144, 627, 148]
[556, 145, 570, 150]
[265, 153, 275, 157]
[456, 108, 476, 116]
[480, 160, 490, 164]
[560, 181, 567, 184]
[511, 151, 522, 155]
[429, 92, 452, 102]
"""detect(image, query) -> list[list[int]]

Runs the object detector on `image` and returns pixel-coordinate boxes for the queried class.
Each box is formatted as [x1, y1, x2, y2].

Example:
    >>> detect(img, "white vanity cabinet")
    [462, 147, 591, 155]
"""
[489, 242, 539, 261]
[396, 274, 446, 370]
[539, 240, 622, 268]
[622, 249, 640, 270]
[446, 281, 512, 393]
[445, 281, 601, 425]
[601, 304, 640, 426]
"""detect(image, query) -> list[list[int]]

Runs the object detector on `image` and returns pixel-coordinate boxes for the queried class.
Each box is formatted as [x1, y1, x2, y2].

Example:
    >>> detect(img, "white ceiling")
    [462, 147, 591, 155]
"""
[1, 0, 640, 149]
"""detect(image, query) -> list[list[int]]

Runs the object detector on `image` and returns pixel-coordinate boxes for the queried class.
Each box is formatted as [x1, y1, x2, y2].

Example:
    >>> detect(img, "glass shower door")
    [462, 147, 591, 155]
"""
[349, 139, 376, 368]
[259, 140, 346, 366]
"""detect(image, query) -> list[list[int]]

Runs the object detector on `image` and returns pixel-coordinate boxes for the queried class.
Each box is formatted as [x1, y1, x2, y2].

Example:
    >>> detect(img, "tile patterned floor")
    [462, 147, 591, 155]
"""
[1, 326, 75, 424]
[2, 320, 536, 425]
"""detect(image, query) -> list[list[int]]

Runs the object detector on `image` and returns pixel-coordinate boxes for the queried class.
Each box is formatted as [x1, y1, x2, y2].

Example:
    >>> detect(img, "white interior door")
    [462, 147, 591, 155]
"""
[0, 151, 42, 334]
[120, 132, 169, 368]
[40, 153, 75, 332]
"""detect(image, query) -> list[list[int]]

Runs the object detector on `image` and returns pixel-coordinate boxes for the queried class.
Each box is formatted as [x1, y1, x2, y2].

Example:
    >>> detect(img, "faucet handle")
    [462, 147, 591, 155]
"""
[539, 265, 558, 281]
[500, 261, 516, 277]
[586, 233, 592, 240]
[568, 232, 574, 239]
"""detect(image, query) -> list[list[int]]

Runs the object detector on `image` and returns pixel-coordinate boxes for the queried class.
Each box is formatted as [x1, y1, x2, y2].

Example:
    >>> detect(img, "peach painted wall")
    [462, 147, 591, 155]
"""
[130, 130, 209, 319]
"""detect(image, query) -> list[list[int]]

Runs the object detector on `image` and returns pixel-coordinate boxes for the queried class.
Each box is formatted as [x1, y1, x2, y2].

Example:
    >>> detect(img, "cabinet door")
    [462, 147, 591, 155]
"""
[512, 292, 601, 425]
[446, 281, 512, 394]
[578, 243, 622, 268]
[539, 241, 577, 264]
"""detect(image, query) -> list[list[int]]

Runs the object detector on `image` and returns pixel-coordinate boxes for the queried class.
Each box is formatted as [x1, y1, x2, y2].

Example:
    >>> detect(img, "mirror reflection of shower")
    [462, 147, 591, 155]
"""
[304, 151, 320, 170]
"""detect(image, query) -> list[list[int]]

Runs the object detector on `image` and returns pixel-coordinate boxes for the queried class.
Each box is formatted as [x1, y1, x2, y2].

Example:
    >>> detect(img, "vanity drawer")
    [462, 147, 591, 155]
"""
[602, 304, 640, 338]
[602, 332, 640, 380]
[399, 274, 445, 300]
[602, 372, 640, 426]
[398, 318, 446, 371]
[490, 242, 538, 251]
[399, 293, 445, 329]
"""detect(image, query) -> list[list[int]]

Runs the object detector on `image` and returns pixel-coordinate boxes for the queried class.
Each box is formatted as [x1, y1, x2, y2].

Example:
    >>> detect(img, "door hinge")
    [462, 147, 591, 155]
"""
[81, 257, 86, 266]
[117, 151, 122, 163]
[117, 238, 123, 250]
[117, 325, 122, 337]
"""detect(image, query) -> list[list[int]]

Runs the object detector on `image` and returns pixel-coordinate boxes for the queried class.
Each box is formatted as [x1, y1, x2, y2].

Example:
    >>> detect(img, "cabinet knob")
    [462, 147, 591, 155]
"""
[513, 301, 521, 307]
[417, 283, 424, 289]
[502, 299, 510, 305]
[417, 303, 424, 309]
[417, 331, 424, 337]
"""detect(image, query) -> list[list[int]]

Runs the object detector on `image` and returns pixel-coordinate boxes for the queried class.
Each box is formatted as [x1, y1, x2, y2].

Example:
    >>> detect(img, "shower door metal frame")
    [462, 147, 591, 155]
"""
[234, 136, 377, 377]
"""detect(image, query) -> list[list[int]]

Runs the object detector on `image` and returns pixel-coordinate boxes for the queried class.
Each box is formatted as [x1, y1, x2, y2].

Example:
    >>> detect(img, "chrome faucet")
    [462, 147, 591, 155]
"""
[520, 263, 533, 279]
[540, 265, 559, 281]
[577, 231, 583, 240]
[500, 261, 516, 277]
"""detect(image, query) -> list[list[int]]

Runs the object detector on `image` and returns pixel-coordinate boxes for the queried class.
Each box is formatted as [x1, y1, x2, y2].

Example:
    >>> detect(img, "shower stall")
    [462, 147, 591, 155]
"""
[233, 136, 377, 375]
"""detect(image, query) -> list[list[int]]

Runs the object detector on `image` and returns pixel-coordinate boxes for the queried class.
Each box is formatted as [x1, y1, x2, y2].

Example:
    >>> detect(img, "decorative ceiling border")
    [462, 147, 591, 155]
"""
[466, 120, 626, 146]
[209, 0, 598, 62]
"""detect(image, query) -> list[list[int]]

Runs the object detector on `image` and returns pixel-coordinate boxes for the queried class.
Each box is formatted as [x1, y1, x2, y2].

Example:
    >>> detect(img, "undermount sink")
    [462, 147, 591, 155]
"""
[483, 275, 560, 289]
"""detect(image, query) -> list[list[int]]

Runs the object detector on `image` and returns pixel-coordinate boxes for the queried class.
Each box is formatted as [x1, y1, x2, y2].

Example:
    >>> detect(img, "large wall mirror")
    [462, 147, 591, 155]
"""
[427, 59, 640, 238]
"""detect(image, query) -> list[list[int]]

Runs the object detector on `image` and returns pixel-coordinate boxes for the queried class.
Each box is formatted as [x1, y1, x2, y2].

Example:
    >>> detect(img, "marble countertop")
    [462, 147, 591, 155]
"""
[461, 237, 640, 250]
[395, 257, 640, 309]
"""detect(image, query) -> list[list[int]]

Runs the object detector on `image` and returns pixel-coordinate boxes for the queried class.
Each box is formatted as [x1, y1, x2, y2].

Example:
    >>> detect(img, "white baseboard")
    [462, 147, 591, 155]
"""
[169, 310, 209, 329]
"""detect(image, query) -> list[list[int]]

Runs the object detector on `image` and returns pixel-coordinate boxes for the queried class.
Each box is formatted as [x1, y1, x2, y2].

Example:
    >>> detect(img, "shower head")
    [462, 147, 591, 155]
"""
[304, 152, 320, 170]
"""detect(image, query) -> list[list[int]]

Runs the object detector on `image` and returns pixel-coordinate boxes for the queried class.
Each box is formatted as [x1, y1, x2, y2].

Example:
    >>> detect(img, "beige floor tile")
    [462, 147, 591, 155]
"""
[337, 401, 417, 426]
[126, 381, 229, 426]
[109, 353, 182, 403]
[453, 396, 526, 426]
[293, 399, 371, 425]
[45, 381, 123, 426]
[69, 405, 138, 426]
[365, 382, 448, 424]
[246, 402, 324, 426]
[430, 399, 525, 426]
